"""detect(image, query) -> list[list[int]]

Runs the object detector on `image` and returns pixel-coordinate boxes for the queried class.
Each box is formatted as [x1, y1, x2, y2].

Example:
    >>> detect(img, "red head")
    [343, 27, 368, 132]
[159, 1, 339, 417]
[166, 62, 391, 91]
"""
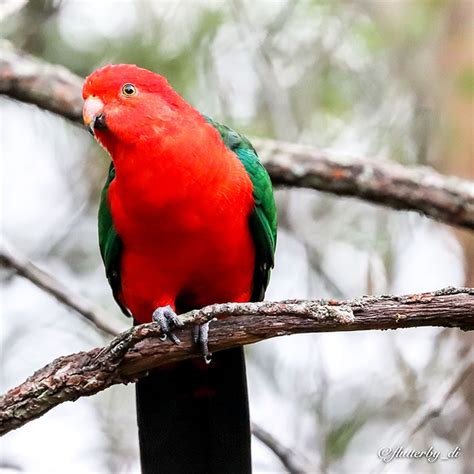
[82, 64, 196, 150]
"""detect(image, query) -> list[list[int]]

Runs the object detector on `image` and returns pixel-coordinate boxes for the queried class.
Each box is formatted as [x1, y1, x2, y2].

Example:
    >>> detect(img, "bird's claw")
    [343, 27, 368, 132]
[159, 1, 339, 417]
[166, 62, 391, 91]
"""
[152, 306, 212, 360]
[192, 321, 212, 363]
[152, 305, 184, 345]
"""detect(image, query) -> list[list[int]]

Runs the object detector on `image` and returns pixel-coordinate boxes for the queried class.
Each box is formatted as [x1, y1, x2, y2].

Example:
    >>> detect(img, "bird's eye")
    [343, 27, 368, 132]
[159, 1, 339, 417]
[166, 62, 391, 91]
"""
[121, 83, 137, 96]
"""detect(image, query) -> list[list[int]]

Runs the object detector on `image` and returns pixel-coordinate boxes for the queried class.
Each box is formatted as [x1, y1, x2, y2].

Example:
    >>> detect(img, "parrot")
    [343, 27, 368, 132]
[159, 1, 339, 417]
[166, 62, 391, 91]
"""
[82, 64, 277, 474]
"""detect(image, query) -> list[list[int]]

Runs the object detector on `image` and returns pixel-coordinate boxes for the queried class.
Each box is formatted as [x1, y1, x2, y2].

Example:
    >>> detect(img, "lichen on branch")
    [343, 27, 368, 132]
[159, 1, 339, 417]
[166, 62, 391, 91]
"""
[0, 287, 473, 437]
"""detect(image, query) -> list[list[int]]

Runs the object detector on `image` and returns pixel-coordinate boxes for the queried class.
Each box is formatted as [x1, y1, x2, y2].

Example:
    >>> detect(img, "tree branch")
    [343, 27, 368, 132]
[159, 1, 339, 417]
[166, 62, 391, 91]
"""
[0, 242, 300, 464]
[1, 41, 473, 230]
[0, 239, 125, 337]
[0, 287, 472, 436]
[251, 422, 311, 474]
[251, 138, 474, 230]
[0, 40, 83, 121]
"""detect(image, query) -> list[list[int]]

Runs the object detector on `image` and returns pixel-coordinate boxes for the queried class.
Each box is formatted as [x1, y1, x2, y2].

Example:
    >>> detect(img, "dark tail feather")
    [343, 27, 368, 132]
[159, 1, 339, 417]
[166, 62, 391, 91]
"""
[136, 347, 251, 474]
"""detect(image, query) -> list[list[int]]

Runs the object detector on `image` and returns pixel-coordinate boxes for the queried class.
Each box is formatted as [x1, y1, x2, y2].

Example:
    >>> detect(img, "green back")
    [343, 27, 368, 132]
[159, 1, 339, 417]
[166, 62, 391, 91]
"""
[98, 117, 277, 313]
[204, 116, 277, 301]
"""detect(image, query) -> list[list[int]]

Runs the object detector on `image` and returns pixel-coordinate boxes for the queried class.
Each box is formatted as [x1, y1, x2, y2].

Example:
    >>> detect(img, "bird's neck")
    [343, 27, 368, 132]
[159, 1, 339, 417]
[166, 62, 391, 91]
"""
[106, 122, 253, 229]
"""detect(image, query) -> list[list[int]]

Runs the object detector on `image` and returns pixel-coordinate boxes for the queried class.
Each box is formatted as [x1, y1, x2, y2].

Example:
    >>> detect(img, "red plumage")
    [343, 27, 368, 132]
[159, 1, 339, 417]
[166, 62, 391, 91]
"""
[83, 64, 256, 323]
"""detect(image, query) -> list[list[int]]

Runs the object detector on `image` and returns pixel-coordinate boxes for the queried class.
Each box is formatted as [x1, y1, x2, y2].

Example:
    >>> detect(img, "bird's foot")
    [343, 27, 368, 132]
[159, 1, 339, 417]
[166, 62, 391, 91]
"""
[152, 305, 184, 344]
[192, 321, 212, 364]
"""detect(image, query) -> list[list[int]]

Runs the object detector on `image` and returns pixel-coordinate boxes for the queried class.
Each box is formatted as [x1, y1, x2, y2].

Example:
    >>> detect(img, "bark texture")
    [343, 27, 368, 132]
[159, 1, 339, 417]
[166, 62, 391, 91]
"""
[1, 287, 473, 437]
[1, 41, 473, 230]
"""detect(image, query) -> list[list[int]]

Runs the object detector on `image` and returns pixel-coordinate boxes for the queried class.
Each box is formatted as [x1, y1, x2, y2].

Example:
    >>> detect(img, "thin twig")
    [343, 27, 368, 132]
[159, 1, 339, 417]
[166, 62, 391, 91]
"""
[1, 41, 473, 230]
[0, 239, 125, 336]
[251, 422, 310, 474]
[404, 355, 473, 438]
[371, 350, 473, 473]
[0, 287, 473, 436]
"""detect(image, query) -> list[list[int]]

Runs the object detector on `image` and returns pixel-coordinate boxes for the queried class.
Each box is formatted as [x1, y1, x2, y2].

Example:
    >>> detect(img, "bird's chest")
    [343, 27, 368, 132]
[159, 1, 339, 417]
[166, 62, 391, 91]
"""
[105, 147, 255, 321]
[108, 174, 215, 251]
[107, 158, 254, 265]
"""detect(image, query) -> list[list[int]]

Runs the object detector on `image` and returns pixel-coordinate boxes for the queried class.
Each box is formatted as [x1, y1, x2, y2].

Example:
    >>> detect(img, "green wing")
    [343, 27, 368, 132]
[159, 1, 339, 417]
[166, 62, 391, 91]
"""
[98, 163, 130, 316]
[204, 116, 277, 302]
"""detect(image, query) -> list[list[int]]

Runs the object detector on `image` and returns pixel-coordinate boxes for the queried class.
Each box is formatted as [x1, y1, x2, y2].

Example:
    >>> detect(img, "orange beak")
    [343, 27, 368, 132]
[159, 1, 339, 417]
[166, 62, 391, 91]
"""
[83, 96, 105, 134]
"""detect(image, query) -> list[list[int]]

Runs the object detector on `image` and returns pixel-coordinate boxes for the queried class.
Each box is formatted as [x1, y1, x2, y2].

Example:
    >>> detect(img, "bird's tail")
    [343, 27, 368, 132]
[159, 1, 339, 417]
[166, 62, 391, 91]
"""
[136, 347, 251, 474]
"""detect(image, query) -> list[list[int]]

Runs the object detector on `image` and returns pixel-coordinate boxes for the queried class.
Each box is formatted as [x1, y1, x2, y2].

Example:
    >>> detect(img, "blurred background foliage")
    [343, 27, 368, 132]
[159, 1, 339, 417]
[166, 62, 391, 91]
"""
[0, 0, 473, 473]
